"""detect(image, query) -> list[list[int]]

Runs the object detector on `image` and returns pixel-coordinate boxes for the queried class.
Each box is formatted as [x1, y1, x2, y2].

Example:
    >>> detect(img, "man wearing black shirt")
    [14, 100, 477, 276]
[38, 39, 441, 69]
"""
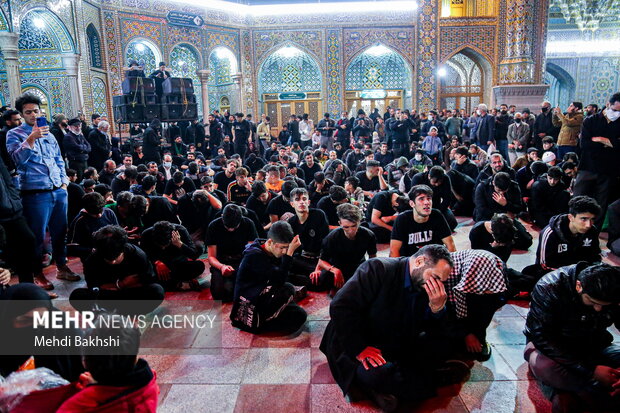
[300, 152, 322, 186]
[529, 166, 570, 228]
[317, 185, 348, 229]
[267, 180, 298, 223]
[288, 115, 301, 145]
[473, 172, 523, 222]
[308, 172, 334, 207]
[390, 185, 455, 257]
[140, 220, 204, 290]
[206, 114, 223, 157]
[177, 179, 223, 249]
[345, 144, 365, 172]
[164, 171, 196, 206]
[411, 166, 457, 231]
[246, 180, 275, 233]
[315, 204, 377, 289]
[355, 160, 388, 199]
[452, 146, 479, 181]
[233, 113, 251, 157]
[468, 214, 516, 263]
[148, 62, 171, 98]
[226, 167, 252, 206]
[70, 225, 164, 314]
[213, 160, 237, 191]
[207, 204, 258, 301]
[366, 189, 404, 243]
[287, 188, 330, 289]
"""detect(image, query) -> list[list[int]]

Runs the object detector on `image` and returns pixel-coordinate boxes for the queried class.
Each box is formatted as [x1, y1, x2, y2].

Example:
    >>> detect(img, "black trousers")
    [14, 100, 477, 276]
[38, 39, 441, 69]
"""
[70, 283, 165, 314]
[0, 216, 37, 283]
[290, 255, 329, 291]
[68, 160, 87, 182]
[440, 208, 458, 232]
[232, 282, 307, 334]
[461, 293, 505, 343]
[369, 224, 392, 244]
[160, 260, 205, 290]
[210, 261, 240, 302]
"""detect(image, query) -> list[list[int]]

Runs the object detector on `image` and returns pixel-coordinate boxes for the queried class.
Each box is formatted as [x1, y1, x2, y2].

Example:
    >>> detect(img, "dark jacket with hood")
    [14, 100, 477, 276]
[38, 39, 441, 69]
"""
[524, 262, 620, 379]
[233, 240, 293, 303]
[473, 178, 522, 222]
[535, 214, 601, 270]
[529, 175, 570, 227]
[0, 156, 22, 222]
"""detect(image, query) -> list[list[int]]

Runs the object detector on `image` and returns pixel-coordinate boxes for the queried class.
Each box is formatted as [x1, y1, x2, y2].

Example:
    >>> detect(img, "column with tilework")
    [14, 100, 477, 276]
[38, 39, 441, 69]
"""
[0, 32, 20, 106]
[196, 69, 211, 119]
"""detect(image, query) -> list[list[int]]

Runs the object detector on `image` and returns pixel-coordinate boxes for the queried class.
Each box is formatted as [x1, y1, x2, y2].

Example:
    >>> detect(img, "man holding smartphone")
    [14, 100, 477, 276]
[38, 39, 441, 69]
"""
[6, 93, 81, 295]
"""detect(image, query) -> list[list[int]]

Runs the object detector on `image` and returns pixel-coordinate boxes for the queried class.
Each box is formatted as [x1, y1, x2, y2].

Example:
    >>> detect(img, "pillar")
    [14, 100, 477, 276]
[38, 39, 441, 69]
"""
[493, 0, 550, 110]
[232, 72, 243, 113]
[61, 54, 84, 117]
[196, 69, 211, 120]
[0, 32, 21, 107]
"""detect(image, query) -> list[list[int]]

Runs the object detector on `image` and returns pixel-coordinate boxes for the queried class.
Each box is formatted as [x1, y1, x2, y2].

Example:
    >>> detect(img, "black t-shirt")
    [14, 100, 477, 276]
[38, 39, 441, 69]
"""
[164, 177, 196, 201]
[300, 163, 321, 185]
[391, 209, 451, 256]
[214, 171, 236, 192]
[355, 171, 380, 192]
[246, 194, 271, 225]
[317, 196, 339, 227]
[206, 216, 257, 261]
[288, 209, 329, 255]
[468, 220, 512, 263]
[83, 244, 156, 288]
[266, 194, 295, 219]
[320, 226, 377, 279]
[227, 181, 251, 205]
[366, 190, 396, 222]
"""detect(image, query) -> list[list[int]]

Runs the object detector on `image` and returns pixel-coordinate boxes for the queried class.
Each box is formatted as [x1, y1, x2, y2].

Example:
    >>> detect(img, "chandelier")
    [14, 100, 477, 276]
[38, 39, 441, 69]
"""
[552, 0, 620, 30]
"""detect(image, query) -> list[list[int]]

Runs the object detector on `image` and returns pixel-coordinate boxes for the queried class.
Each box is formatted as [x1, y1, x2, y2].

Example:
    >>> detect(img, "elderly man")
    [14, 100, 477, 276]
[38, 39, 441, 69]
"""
[320, 245, 470, 412]
[87, 120, 112, 171]
[63, 118, 91, 182]
[474, 104, 495, 152]
[507, 112, 530, 166]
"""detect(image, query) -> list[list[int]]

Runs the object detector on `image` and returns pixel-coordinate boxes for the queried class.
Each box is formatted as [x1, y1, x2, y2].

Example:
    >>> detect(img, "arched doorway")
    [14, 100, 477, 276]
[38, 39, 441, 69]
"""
[170, 43, 202, 116]
[125, 38, 161, 76]
[208, 47, 238, 115]
[439, 48, 492, 113]
[344, 44, 412, 116]
[22, 86, 50, 117]
[544, 62, 575, 109]
[258, 45, 322, 134]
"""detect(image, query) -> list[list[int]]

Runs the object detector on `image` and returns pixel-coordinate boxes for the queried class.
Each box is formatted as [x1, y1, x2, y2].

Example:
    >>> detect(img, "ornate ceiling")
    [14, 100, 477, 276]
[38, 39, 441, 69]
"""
[550, 0, 620, 30]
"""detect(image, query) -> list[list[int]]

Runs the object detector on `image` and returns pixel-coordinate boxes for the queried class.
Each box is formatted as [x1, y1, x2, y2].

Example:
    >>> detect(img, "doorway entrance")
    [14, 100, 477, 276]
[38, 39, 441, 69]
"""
[344, 90, 403, 117]
[262, 92, 322, 135]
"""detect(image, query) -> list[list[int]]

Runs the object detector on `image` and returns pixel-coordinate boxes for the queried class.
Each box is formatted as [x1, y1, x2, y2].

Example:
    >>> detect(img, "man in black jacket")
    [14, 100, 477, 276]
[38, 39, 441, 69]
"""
[452, 146, 479, 181]
[206, 113, 223, 157]
[320, 245, 469, 411]
[63, 118, 91, 182]
[573, 92, 620, 227]
[288, 114, 301, 146]
[142, 119, 162, 165]
[524, 263, 620, 412]
[0, 110, 21, 176]
[532, 101, 559, 149]
[475, 104, 495, 152]
[87, 121, 112, 171]
[475, 152, 516, 186]
[529, 166, 570, 228]
[230, 221, 306, 334]
[473, 172, 522, 222]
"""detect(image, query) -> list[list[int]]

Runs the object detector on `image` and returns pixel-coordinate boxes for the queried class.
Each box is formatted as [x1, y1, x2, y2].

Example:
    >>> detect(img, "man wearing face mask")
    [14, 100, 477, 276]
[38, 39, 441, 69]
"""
[532, 101, 559, 150]
[63, 118, 91, 182]
[573, 92, 620, 228]
[420, 110, 446, 142]
[494, 104, 512, 162]
[507, 112, 530, 166]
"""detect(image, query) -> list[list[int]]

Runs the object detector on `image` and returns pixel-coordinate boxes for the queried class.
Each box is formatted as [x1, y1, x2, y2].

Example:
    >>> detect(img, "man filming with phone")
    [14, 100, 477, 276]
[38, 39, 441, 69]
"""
[6, 93, 82, 296]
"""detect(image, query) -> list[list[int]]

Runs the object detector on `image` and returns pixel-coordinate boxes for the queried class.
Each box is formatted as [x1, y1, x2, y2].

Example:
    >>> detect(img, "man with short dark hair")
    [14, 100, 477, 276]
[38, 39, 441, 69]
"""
[233, 113, 251, 157]
[321, 245, 469, 411]
[529, 166, 571, 228]
[355, 160, 388, 198]
[226, 167, 252, 205]
[411, 166, 456, 231]
[267, 179, 297, 223]
[524, 263, 620, 412]
[475, 153, 516, 186]
[390, 185, 455, 257]
[473, 172, 523, 222]
[0, 109, 22, 176]
[141, 220, 204, 291]
[317, 185, 349, 228]
[207, 204, 258, 301]
[230, 221, 306, 334]
[300, 152, 322, 186]
[7, 93, 80, 290]
[553, 101, 584, 159]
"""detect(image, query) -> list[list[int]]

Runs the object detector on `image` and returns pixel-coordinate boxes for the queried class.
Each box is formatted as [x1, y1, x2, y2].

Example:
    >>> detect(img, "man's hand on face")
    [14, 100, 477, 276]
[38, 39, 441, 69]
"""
[594, 365, 620, 389]
[424, 277, 447, 313]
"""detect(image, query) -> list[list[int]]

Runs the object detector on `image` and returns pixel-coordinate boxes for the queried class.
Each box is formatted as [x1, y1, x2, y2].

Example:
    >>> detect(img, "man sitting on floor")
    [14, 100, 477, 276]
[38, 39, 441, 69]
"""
[524, 263, 620, 413]
[230, 222, 307, 335]
[320, 245, 470, 412]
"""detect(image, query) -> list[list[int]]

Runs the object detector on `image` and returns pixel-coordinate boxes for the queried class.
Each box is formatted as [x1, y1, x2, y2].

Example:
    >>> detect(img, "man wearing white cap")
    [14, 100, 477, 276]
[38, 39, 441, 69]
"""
[541, 151, 557, 166]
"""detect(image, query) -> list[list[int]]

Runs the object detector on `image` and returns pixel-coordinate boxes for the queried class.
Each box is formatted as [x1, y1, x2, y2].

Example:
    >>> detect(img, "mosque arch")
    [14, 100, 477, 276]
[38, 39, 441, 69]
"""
[0, 7, 9, 31]
[169, 43, 203, 115]
[124, 38, 162, 76]
[439, 47, 493, 113]
[258, 45, 323, 131]
[344, 43, 413, 116]
[86, 24, 103, 69]
[208, 46, 238, 86]
[544, 62, 576, 109]
[18, 8, 75, 54]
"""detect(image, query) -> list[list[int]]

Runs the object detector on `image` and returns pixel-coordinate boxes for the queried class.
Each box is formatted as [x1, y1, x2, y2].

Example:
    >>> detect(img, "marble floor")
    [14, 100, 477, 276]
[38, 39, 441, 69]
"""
[40, 217, 620, 413]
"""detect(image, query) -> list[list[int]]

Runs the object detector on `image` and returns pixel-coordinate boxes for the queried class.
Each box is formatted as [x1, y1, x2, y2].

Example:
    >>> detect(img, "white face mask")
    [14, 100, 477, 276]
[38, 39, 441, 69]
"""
[606, 108, 620, 122]
[476, 110, 481, 116]
[414, 154, 422, 161]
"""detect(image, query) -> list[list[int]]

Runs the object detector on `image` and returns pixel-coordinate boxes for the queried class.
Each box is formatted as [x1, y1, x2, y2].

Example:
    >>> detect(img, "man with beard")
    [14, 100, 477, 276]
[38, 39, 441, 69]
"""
[63, 118, 91, 182]
[475, 153, 516, 186]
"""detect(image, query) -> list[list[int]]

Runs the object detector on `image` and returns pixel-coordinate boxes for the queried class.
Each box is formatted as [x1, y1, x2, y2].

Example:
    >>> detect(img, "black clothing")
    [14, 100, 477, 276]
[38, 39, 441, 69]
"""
[246, 193, 273, 227]
[206, 216, 257, 260]
[308, 179, 334, 207]
[288, 209, 329, 255]
[365, 190, 396, 222]
[142, 196, 179, 229]
[468, 221, 512, 263]
[300, 162, 322, 186]
[320, 226, 377, 280]
[213, 171, 236, 192]
[524, 262, 620, 378]
[141, 223, 201, 263]
[266, 194, 295, 219]
[142, 126, 161, 164]
[111, 176, 130, 197]
[148, 69, 172, 96]
[494, 113, 511, 141]
[317, 196, 340, 227]
[529, 176, 570, 228]
[473, 179, 522, 222]
[447, 169, 475, 216]
[50, 125, 66, 158]
[345, 151, 365, 173]
[68, 208, 119, 259]
[475, 163, 516, 186]
[87, 129, 111, 170]
[391, 209, 451, 256]
[177, 192, 220, 238]
[226, 181, 252, 205]
[452, 159, 479, 181]
[579, 111, 620, 177]
[63, 130, 91, 162]
[532, 111, 559, 147]
[288, 119, 301, 145]
[411, 172, 453, 212]
[535, 214, 601, 270]
[476, 114, 495, 145]
[320, 257, 448, 398]
[355, 171, 381, 193]
[164, 177, 196, 203]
